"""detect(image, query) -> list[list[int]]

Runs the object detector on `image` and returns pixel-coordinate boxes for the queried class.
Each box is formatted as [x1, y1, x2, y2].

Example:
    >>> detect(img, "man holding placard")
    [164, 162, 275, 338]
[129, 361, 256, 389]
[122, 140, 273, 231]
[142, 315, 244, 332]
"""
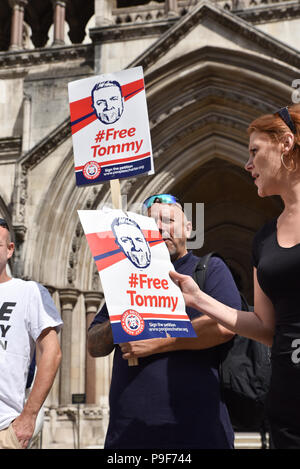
[87, 194, 241, 449]
[79, 204, 196, 344]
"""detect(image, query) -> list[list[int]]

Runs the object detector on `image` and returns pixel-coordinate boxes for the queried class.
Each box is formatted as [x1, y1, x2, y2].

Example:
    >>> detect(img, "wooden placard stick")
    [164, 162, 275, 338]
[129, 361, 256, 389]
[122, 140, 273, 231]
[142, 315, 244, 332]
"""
[110, 179, 122, 210]
[110, 179, 138, 367]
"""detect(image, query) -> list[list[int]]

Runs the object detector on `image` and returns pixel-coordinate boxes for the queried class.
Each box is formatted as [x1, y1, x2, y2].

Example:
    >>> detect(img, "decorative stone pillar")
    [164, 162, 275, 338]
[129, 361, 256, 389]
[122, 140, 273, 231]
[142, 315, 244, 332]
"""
[95, 0, 116, 27]
[59, 289, 79, 405]
[52, 0, 67, 46]
[9, 0, 27, 51]
[22, 93, 31, 154]
[84, 292, 102, 404]
[164, 0, 178, 17]
[11, 222, 26, 278]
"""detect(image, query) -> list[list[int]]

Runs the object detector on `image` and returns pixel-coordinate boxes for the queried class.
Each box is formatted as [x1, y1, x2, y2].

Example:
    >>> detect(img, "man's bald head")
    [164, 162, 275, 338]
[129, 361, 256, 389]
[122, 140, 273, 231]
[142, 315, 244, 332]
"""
[148, 203, 192, 261]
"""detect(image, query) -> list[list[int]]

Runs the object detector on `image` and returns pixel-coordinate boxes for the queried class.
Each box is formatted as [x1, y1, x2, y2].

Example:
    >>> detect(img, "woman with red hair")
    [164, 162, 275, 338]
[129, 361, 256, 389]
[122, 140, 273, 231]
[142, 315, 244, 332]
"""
[170, 104, 300, 448]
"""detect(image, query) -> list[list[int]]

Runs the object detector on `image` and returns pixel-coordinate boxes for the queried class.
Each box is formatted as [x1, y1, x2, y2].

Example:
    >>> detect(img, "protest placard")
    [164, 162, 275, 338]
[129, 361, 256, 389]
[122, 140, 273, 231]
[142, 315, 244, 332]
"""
[68, 67, 154, 186]
[78, 208, 196, 343]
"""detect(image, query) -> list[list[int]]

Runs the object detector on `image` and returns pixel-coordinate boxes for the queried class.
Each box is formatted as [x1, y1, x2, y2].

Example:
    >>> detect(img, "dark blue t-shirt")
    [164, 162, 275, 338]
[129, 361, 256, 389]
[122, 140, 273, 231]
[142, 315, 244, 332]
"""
[90, 251, 241, 449]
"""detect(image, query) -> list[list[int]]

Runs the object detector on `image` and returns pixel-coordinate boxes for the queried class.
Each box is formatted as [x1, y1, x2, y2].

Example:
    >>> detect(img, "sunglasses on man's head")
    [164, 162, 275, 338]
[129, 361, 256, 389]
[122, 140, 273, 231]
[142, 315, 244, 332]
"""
[277, 107, 297, 134]
[0, 218, 9, 231]
[142, 194, 183, 212]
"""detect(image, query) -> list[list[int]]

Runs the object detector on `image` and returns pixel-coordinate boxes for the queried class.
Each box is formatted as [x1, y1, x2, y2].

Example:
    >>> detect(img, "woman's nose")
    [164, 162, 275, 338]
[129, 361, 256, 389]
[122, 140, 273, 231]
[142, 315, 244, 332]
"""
[244, 156, 253, 172]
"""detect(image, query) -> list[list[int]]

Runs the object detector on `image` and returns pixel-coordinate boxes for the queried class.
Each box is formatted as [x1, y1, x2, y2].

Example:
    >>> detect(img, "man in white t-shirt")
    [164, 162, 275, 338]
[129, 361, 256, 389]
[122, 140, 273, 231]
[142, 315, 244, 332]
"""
[0, 218, 63, 449]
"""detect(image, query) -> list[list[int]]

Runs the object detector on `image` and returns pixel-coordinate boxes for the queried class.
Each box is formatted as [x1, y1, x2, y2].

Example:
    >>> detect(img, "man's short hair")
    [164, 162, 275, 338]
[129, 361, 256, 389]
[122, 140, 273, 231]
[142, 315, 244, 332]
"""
[0, 218, 11, 243]
[0, 218, 10, 232]
[91, 80, 123, 100]
[111, 217, 142, 240]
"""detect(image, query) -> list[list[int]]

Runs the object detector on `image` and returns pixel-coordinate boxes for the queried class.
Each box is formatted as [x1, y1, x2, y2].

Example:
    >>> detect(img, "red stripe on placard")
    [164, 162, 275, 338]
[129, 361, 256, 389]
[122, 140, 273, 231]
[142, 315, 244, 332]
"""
[95, 253, 126, 271]
[86, 231, 117, 257]
[71, 114, 97, 135]
[74, 152, 151, 171]
[69, 96, 98, 135]
[145, 230, 163, 242]
[70, 96, 93, 121]
[86, 230, 162, 256]
[122, 79, 144, 101]
[70, 79, 145, 135]
[110, 314, 188, 322]
[86, 230, 163, 271]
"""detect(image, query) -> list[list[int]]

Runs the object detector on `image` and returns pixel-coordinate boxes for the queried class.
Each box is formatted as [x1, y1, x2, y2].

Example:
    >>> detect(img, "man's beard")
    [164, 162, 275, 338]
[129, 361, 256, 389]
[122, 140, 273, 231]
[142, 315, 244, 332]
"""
[129, 250, 150, 268]
[99, 108, 122, 124]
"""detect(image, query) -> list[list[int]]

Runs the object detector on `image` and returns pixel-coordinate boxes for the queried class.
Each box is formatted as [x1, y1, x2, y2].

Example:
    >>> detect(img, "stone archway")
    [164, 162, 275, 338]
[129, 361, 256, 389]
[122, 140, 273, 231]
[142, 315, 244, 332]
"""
[123, 48, 290, 301]
[172, 157, 283, 302]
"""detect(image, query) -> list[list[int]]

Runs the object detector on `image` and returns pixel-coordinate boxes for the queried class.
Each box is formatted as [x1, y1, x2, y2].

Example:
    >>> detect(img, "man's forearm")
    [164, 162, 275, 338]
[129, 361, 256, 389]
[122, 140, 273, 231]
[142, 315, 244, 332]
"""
[155, 316, 234, 353]
[87, 321, 114, 357]
[23, 338, 61, 418]
[172, 315, 234, 350]
[12, 328, 61, 448]
[120, 316, 235, 360]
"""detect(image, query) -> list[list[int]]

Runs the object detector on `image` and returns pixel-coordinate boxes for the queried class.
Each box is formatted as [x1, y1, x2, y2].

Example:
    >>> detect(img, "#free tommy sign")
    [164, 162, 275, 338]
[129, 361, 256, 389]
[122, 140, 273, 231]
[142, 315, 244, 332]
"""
[78, 208, 196, 343]
[68, 67, 154, 186]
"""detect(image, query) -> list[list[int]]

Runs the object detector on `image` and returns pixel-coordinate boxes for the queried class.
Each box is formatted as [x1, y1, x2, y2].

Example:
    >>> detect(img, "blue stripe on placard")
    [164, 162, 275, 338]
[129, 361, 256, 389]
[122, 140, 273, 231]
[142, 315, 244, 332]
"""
[75, 156, 152, 186]
[111, 319, 197, 343]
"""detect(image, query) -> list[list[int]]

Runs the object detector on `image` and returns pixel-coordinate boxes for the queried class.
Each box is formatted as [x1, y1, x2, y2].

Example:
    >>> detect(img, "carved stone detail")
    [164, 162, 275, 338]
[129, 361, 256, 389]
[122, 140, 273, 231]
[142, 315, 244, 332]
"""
[236, 2, 300, 24]
[45, 406, 103, 420]
[89, 20, 174, 44]
[0, 44, 93, 70]
[110, 0, 300, 27]
[67, 221, 84, 286]
[0, 137, 22, 160]
[125, 2, 300, 74]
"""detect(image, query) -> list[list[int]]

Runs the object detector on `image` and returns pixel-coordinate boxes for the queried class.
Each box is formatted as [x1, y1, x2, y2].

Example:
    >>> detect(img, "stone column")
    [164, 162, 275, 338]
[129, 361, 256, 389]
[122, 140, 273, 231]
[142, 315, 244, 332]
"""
[52, 0, 67, 46]
[84, 292, 102, 404]
[95, 0, 116, 27]
[59, 289, 79, 405]
[9, 0, 28, 51]
[232, 0, 246, 10]
[164, 0, 178, 17]
[22, 93, 31, 154]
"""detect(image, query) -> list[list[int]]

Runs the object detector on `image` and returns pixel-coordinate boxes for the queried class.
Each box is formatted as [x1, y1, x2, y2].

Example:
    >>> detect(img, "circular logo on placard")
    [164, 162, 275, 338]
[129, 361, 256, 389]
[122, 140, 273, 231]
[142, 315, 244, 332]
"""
[83, 161, 101, 180]
[121, 309, 145, 336]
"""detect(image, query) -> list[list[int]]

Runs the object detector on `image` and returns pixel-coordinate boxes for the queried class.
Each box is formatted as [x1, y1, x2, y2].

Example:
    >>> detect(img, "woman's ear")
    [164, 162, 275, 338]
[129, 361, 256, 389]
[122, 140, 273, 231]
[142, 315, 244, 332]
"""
[282, 132, 295, 153]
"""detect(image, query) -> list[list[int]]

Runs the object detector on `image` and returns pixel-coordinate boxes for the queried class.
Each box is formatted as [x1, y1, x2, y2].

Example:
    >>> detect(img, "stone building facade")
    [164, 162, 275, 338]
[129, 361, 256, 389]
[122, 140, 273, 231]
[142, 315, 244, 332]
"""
[0, 0, 299, 449]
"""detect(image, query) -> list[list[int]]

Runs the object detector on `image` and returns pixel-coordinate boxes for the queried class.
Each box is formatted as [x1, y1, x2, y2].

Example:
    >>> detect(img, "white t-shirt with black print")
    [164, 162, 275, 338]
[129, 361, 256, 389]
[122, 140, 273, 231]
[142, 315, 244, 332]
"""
[0, 278, 62, 430]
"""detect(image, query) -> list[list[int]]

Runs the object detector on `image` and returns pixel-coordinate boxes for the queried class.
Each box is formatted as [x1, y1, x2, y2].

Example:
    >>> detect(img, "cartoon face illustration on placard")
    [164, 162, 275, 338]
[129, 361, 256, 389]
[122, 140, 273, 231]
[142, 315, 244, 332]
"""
[111, 217, 151, 269]
[91, 80, 124, 125]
